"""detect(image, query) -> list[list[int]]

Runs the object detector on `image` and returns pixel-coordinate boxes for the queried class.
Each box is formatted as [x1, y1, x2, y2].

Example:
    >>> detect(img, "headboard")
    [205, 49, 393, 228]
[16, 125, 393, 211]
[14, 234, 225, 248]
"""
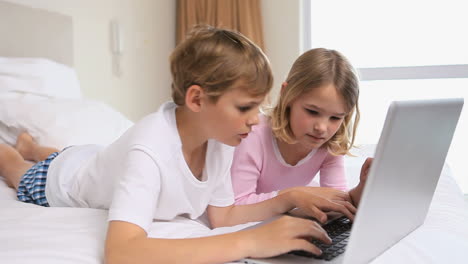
[0, 0, 73, 66]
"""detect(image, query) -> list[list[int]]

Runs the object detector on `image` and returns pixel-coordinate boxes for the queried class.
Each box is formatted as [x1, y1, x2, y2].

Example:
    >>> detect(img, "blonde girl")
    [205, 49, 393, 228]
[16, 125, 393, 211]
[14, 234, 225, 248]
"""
[232, 48, 371, 209]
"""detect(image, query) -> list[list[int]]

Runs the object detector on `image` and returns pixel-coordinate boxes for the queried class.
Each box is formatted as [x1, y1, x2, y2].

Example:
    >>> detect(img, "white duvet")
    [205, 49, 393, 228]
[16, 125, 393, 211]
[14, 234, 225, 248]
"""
[1, 145, 467, 264]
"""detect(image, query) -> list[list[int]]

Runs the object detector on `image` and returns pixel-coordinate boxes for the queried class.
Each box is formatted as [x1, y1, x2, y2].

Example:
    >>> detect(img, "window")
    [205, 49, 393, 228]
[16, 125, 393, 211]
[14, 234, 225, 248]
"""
[306, 0, 468, 193]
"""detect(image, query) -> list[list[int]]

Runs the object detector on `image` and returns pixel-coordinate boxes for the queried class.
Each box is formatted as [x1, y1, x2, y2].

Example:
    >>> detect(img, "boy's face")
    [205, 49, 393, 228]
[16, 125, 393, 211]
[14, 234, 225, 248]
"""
[202, 87, 265, 146]
[288, 83, 347, 150]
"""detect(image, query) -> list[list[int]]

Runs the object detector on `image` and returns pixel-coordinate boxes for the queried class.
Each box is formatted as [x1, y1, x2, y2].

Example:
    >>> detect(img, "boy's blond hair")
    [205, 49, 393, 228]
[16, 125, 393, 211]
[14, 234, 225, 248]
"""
[170, 25, 273, 105]
[270, 48, 360, 156]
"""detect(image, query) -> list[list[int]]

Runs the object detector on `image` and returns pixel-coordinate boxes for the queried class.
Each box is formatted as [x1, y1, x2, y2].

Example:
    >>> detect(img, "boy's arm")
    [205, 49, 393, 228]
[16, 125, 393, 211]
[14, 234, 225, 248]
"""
[105, 221, 248, 264]
[207, 190, 356, 229]
[105, 217, 331, 264]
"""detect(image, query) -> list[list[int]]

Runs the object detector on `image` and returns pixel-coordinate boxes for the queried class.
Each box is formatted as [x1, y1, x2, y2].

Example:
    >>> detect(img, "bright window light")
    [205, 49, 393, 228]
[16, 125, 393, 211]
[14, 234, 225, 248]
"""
[357, 79, 468, 194]
[309, 0, 468, 193]
[310, 0, 468, 68]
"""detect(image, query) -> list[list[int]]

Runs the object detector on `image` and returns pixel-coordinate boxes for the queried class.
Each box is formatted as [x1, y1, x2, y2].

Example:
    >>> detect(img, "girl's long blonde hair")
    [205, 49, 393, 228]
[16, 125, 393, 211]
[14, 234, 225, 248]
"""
[269, 48, 360, 156]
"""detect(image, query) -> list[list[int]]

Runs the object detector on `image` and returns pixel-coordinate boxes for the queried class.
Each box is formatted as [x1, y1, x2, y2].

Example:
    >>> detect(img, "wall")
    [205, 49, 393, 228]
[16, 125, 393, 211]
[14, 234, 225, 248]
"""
[5, 0, 175, 121]
[261, 0, 302, 104]
[3, 0, 299, 121]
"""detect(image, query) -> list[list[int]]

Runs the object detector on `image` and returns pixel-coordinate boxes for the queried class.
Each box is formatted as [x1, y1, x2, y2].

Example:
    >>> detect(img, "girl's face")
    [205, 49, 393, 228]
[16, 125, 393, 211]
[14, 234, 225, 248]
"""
[288, 83, 347, 150]
[202, 87, 265, 146]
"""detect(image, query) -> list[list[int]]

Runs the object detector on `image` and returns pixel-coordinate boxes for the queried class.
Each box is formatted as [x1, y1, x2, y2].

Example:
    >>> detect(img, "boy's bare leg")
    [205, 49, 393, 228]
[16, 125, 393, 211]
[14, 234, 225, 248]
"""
[0, 144, 34, 190]
[15, 132, 59, 163]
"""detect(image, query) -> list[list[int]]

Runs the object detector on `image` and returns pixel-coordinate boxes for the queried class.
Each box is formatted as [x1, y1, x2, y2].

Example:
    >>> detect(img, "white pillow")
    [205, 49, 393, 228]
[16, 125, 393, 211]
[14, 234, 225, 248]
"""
[0, 57, 81, 99]
[0, 93, 133, 150]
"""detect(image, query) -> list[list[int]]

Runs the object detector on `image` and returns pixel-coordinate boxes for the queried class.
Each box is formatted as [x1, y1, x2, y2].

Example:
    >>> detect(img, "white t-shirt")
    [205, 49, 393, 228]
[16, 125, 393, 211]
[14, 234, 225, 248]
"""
[45, 102, 235, 232]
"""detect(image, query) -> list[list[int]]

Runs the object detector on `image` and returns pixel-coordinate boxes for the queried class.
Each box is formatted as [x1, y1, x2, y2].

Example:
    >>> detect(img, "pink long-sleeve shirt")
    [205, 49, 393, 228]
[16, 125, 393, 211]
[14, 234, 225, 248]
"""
[231, 115, 348, 205]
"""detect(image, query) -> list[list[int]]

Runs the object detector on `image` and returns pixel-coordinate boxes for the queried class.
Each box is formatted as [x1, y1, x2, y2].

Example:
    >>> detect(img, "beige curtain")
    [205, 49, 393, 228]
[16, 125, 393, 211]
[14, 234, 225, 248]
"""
[176, 0, 265, 51]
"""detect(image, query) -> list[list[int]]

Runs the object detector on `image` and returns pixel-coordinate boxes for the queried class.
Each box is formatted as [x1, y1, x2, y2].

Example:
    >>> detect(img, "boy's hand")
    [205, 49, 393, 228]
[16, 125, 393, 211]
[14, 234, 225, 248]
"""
[285, 189, 356, 223]
[243, 215, 331, 259]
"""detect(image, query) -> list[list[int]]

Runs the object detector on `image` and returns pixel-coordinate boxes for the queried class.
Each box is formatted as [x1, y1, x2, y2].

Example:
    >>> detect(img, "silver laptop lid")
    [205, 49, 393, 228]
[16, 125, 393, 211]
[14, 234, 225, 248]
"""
[344, 98, 464, 264]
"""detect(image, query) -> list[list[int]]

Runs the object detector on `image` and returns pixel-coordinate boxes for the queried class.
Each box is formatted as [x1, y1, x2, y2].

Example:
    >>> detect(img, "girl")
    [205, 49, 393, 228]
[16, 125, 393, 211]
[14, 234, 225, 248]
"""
[232, 48, 371, 209]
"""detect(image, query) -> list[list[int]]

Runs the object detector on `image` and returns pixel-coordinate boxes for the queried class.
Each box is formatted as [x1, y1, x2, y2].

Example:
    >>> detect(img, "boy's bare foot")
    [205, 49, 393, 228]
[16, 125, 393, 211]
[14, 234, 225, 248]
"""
[15, 132, 36, 161]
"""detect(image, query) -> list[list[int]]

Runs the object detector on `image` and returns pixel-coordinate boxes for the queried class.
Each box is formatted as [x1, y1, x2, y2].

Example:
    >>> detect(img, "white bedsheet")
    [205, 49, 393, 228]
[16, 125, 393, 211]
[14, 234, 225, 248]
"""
[0, 145, 467, 263]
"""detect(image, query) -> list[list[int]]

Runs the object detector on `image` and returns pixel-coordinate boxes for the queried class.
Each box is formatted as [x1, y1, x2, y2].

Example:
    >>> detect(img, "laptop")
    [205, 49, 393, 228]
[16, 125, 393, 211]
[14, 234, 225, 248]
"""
[241, 98, 464, 264]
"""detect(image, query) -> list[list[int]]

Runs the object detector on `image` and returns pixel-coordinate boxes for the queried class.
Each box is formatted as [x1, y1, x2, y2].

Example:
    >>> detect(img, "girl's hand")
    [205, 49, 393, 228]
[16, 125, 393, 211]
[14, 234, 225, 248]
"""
[242, 215, 332, 259]
[286, 189, 356, 223]
[348, 157, 374, 207]
[299, 186, 351, 202]
[359, 157, 373, 183]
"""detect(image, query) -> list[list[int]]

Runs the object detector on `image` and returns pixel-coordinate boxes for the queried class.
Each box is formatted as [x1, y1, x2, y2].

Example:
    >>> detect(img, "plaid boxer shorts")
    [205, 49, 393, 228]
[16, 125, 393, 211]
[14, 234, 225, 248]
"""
[17, 151, 60, 207]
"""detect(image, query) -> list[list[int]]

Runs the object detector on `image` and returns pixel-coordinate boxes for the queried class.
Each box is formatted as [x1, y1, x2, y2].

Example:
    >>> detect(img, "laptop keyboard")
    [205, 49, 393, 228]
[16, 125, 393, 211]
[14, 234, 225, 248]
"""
[289, 216, 352, 261]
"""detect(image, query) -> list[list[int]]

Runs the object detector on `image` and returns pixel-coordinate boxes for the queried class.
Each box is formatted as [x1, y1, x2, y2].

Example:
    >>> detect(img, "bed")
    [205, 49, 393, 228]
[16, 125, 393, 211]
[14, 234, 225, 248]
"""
[1, 1, 468, 263]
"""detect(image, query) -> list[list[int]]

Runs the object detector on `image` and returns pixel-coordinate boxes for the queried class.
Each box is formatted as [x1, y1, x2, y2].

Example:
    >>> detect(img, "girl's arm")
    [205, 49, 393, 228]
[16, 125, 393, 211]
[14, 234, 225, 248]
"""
[105, 217, 332, 264]
[317, 153, 348, 191]
[207, 189, 356, 229]
[231, 135, 279, 205]
[276, 153, 351, 203]
[232, 156, 278, 204]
